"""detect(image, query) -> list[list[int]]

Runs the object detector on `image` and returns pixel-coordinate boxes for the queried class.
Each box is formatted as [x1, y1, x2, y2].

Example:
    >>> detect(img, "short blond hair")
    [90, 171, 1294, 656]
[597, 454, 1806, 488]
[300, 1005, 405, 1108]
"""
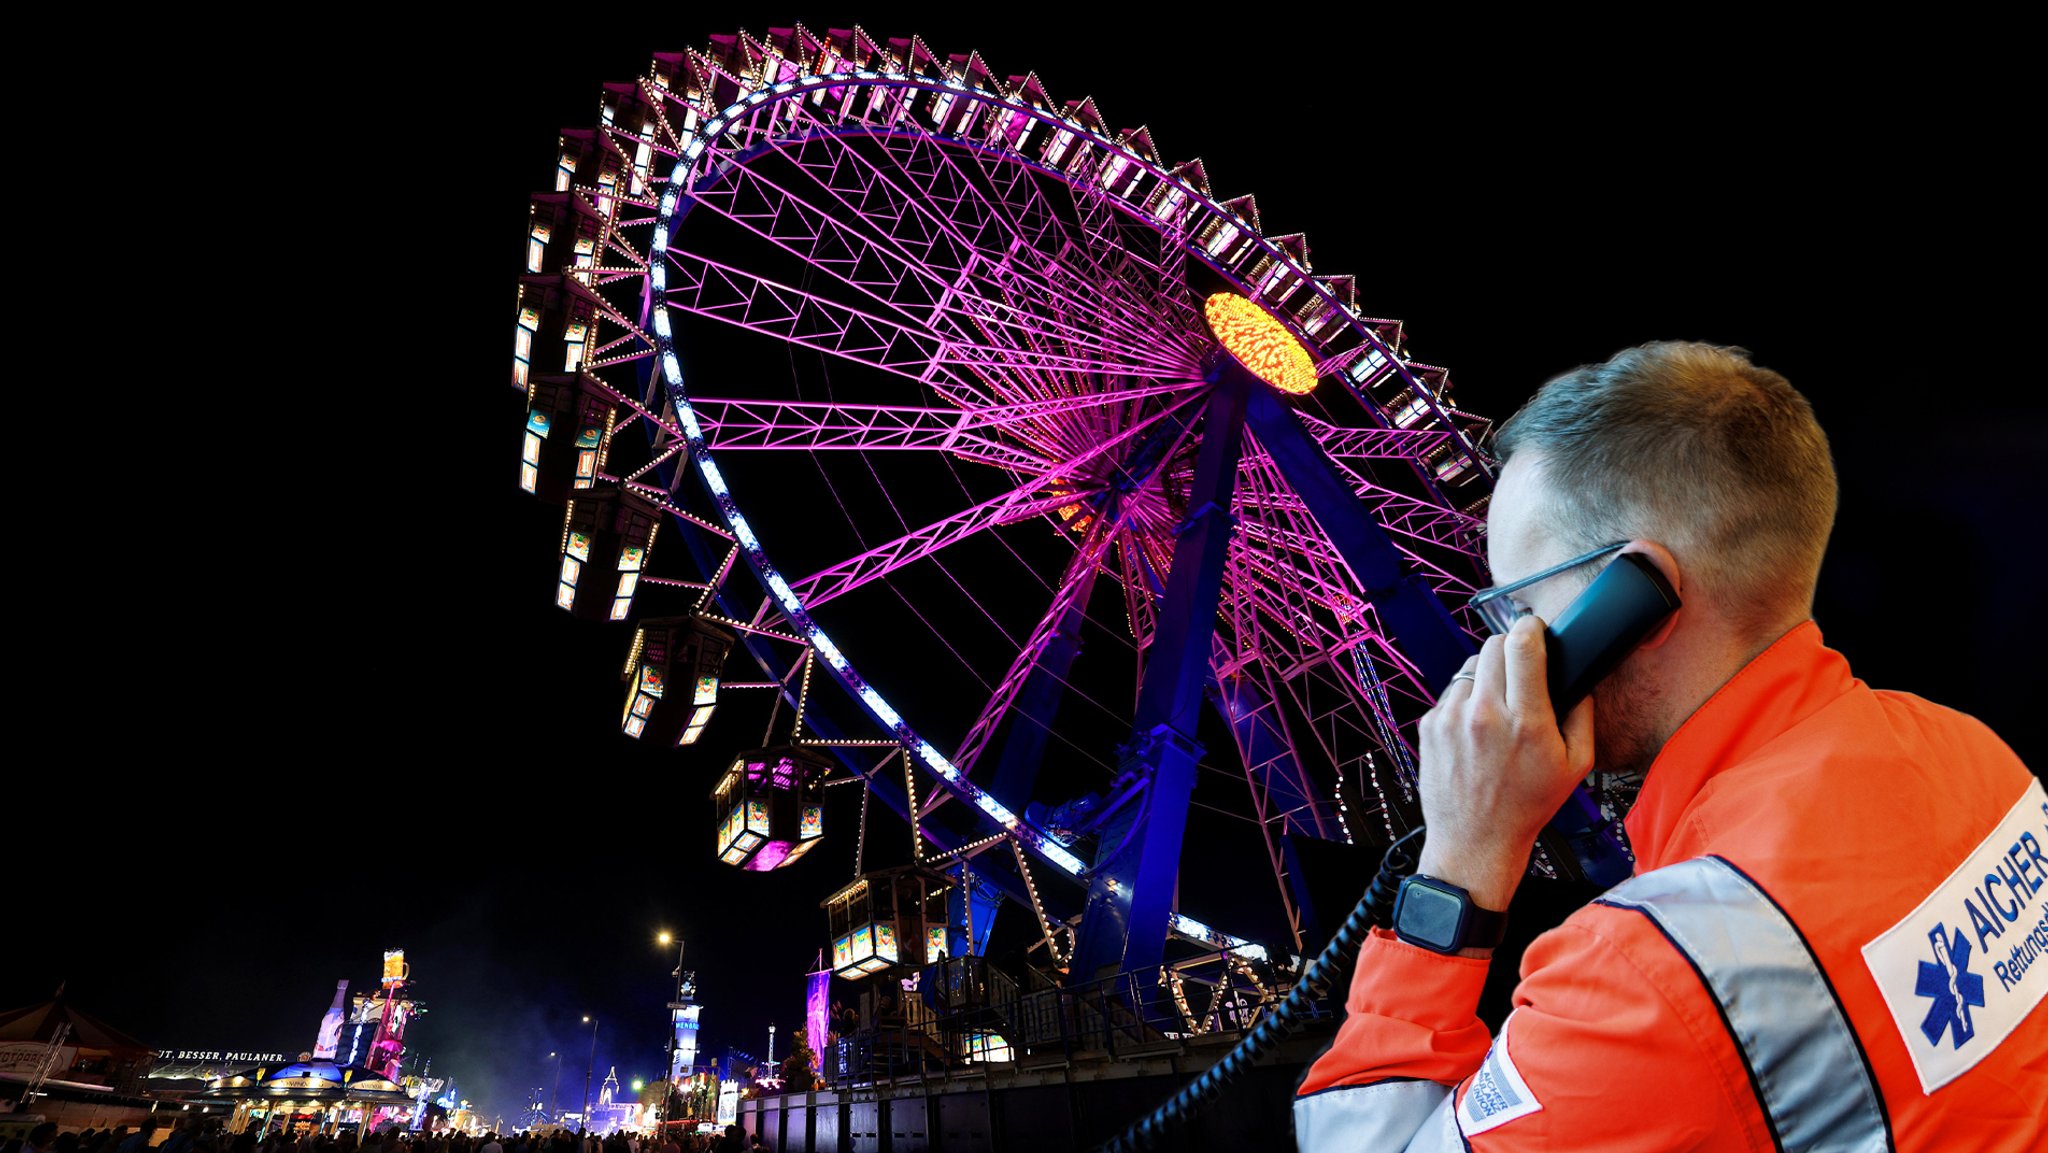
[1493, 341, 1838, 638]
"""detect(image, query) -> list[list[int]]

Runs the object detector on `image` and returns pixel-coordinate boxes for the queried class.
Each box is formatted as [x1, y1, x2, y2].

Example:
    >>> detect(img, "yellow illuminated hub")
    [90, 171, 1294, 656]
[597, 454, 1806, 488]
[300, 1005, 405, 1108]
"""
[1204, 292, 1317, 395]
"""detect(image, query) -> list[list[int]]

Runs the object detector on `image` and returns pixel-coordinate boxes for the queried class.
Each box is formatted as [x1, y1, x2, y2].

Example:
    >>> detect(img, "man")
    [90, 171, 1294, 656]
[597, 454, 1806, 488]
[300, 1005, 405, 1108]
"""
[1294, 342, 2043, 1149]
[115, 1122, 155, 1153]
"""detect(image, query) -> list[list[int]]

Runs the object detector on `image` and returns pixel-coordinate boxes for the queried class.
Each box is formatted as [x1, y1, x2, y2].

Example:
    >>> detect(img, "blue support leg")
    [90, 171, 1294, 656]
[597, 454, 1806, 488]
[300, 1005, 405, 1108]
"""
[1069, 360, 1253, 981]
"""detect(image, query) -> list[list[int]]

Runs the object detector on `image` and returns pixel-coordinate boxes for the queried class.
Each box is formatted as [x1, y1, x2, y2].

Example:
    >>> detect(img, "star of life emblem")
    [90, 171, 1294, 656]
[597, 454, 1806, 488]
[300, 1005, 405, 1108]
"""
[1864, 779, 2048, 1093]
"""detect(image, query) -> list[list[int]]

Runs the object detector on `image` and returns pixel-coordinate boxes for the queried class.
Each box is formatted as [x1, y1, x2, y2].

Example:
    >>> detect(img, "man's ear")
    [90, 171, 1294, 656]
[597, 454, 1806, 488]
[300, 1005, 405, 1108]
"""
[1620, 539, 1682, 648]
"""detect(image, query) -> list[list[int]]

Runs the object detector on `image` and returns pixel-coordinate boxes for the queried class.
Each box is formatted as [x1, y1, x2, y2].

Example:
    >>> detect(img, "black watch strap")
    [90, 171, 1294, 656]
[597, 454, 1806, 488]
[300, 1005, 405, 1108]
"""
[1392, 874, 1509, 954]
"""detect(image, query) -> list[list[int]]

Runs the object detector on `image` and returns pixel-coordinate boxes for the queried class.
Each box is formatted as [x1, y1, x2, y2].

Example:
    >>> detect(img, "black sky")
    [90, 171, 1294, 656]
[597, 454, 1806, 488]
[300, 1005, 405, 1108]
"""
[13, 16, 2040, 1126]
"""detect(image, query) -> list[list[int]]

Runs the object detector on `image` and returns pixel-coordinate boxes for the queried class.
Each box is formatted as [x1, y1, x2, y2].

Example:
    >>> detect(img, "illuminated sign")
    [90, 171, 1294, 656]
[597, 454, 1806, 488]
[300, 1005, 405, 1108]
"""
[382, 950, 408, 987]
[152, 1050, 290, 1065]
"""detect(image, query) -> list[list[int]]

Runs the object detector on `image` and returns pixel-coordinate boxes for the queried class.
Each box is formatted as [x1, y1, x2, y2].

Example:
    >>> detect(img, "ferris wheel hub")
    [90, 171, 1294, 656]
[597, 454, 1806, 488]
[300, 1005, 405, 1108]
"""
[1203, 292, 1318, 395]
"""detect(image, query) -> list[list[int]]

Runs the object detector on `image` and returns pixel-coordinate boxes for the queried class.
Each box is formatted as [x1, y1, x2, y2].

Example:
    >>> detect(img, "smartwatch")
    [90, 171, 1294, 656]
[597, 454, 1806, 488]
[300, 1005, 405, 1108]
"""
[1392, 874, 1508, 954]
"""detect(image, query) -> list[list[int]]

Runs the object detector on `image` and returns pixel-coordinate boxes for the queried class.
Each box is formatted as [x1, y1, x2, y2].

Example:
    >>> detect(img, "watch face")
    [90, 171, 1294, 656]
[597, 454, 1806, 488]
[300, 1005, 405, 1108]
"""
[1396, 879, 1466, 951]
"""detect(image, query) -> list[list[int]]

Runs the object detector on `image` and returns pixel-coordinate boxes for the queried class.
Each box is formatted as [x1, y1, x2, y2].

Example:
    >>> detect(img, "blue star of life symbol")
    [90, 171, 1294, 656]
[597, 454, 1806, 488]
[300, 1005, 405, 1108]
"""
[1914, 923, 1986, 1049]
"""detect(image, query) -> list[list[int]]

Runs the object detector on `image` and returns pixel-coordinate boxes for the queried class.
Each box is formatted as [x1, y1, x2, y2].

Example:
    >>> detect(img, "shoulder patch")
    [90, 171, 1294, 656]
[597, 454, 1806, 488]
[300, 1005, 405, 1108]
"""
[1456, 1010, 1542, 1136]
[1861, 776, 2048, 1093]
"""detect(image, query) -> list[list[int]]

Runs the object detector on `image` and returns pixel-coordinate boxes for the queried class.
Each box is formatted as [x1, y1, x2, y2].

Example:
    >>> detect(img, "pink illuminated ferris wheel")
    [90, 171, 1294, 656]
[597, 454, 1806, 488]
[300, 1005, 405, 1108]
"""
[511, 26, 1502, 983]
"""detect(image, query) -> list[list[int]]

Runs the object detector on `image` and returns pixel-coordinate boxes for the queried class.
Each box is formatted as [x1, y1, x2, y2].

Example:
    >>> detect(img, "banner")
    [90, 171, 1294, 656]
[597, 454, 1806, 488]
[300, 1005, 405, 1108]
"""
[805, 970, 831, 1071]
[0, 1044, 73, 1076]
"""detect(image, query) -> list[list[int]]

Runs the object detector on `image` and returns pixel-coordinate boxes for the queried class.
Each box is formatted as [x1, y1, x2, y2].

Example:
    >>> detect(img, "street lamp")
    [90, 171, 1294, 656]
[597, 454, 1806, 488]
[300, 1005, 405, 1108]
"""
[581, 1015, 600, 1125]
[656, 932, 686, 1132]
[547, 1051, 563, 1121]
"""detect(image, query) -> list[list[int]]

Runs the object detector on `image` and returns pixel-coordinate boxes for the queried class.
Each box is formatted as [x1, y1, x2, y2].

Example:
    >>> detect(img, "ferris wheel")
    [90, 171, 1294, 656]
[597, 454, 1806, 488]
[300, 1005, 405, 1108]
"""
[510, 26, 1504, 987]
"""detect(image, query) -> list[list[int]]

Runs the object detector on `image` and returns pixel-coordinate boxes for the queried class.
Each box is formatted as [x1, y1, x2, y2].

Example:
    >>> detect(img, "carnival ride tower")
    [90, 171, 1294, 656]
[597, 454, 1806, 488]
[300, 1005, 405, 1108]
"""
[670, 972, 702, 1080]
[366, 949, 414, 1080]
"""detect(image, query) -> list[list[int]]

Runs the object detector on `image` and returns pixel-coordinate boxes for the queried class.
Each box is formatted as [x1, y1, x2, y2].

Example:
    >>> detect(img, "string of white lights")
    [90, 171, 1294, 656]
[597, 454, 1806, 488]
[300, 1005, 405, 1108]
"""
[1012, 840, 1069, 966]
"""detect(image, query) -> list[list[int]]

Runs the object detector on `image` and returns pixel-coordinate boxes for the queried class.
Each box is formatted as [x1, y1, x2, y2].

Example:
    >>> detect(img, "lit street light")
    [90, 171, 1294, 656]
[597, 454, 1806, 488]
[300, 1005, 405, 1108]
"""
[581, 1015, 600, 1123]
[656, 930, 686, 1132]
[547, 1051, 563, 1121]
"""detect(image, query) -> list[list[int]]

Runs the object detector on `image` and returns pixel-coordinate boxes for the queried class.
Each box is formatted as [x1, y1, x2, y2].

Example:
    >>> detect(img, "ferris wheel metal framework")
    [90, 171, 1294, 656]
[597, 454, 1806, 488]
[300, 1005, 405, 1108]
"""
[511, 25, 1505, 985]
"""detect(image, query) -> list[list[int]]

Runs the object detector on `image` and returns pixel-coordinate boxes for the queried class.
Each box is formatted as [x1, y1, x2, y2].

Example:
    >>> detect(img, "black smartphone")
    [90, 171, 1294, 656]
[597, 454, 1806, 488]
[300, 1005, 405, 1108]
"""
[1533, 552, 1680, 887]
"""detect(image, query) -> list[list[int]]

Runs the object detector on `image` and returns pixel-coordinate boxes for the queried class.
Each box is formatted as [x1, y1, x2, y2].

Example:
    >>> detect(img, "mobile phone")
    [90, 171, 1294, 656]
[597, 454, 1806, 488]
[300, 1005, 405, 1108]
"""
[1533, 551, 1680, 887]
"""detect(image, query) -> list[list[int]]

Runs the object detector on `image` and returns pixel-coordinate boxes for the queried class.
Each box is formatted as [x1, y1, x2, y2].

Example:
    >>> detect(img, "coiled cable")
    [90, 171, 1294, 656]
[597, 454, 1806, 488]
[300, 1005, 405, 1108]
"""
[1098, 825, 1427, 1152]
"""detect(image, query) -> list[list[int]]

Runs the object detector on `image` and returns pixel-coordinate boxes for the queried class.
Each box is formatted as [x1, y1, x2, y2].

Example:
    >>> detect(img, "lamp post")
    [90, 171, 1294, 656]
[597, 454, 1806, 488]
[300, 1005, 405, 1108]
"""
[581, 1015, 600, 1125]
[548, 1051, 563, 1122]
[657, 931, 685, 1132]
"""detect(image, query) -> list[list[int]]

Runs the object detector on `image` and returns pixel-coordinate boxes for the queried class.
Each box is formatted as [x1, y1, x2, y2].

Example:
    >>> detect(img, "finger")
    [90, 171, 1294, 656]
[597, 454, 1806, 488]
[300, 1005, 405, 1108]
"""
[1442, 654, 1481, 700]
[1502, 613, 1554, 724]
[1558, 692, 1596, 772]
[1471, 631, 1508, 704]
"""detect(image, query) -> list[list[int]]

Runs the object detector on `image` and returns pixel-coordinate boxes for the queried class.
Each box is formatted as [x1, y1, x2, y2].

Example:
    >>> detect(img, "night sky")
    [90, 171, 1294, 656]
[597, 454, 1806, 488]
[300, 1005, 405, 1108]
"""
[12, 16, 2039, 1127]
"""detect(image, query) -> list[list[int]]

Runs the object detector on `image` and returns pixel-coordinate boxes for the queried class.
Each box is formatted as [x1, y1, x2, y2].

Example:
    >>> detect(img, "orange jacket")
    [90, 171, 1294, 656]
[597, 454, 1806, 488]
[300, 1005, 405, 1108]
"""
[1296, 622, 2046, 1150]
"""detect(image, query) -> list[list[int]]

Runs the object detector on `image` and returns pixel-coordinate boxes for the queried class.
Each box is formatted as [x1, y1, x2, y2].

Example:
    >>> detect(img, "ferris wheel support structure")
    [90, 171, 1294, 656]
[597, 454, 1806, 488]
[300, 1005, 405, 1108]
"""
[514, 27, 1512, 985]
[1068, 348, 1475, 980]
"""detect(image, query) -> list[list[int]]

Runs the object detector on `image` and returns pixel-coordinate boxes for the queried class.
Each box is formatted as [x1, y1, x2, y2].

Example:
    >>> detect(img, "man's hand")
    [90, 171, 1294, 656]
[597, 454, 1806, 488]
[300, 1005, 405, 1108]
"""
[1414, 613, 1596, 913]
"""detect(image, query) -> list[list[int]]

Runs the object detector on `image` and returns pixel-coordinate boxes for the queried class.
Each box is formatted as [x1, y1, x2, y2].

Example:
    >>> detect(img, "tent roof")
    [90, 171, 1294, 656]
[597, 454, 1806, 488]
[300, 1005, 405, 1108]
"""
[0, 997, 150, 1053]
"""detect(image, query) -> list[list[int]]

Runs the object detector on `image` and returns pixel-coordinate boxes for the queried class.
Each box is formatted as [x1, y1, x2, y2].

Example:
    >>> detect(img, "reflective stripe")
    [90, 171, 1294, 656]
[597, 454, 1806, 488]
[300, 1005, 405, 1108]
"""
[1293, 1080, 1464, 1153]
[1598, 855, 1892, 1153]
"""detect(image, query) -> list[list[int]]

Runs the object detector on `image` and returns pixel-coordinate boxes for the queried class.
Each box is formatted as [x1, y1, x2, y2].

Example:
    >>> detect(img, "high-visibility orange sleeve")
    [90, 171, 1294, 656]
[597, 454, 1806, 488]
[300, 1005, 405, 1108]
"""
[1297, 927, 1494, 1094]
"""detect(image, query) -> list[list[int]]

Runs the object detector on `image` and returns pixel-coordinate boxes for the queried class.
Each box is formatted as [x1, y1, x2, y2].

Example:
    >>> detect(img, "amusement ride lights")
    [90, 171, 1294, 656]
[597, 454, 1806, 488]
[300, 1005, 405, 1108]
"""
[1203, 292, 1318, 395]
[515, 28, 1499, 988]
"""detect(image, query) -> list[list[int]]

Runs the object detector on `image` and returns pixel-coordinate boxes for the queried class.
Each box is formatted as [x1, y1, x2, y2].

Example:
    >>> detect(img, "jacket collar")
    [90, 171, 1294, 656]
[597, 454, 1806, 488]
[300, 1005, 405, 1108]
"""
[1622, 620, 1856, 871]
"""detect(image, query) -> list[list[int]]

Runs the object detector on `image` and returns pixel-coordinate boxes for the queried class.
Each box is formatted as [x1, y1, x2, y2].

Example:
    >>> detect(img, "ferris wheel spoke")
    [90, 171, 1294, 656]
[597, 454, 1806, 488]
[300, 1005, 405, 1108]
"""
[845, 124, 1122, 310]
[1305, 447, 1486, 553]
[1240, 434, 1470, 563]
[687, 381, 1204, 467]
[688, 396, 1051, 471]
[1245, 471, 1485, 560]
[1348, 612, 1434, 702]
[864, 126, 1073, 266]
[788, 484, 1101, 610]
[1233, 455, 1396, 609]
[918, 127, 1167, 322]
[1224, 553, 1374, 680]
[765, 125, 1139, 363]
[659, 247, 989, 402]
[963, 245, 1208, 380]
[664, 239, 1185, 399]
[1236, 492, 1478, 599]
[1295, 412, 1461, 461]
[776, 126, 1202, 378]
[785, 387, 1201, 608]
[941, 514, 1124, 790]
[685, 156, 1190, 380]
